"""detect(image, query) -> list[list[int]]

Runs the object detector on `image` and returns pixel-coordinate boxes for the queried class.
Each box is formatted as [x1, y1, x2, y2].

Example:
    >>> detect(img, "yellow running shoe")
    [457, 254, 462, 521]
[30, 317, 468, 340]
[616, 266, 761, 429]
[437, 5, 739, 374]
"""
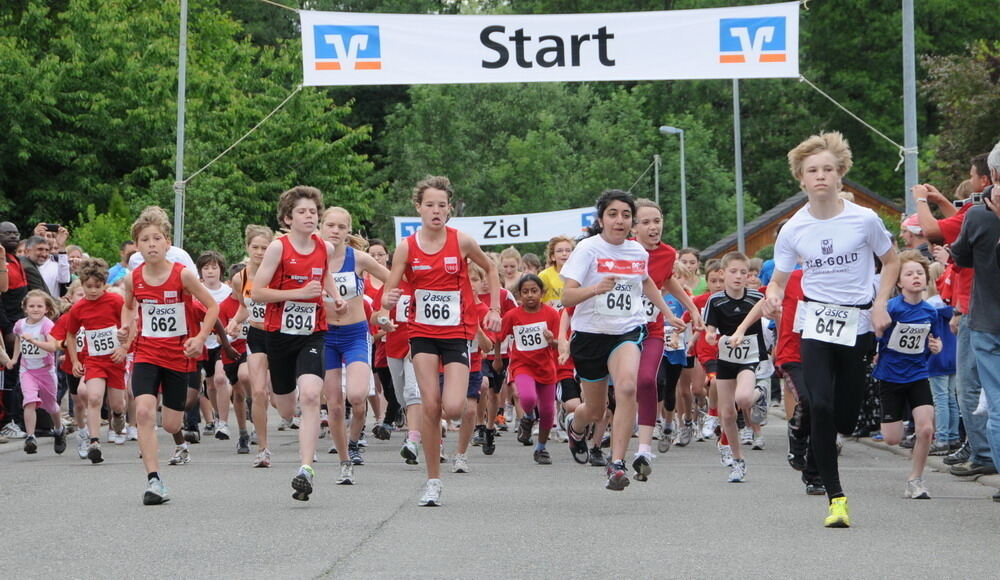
[824, 496, 851, 528]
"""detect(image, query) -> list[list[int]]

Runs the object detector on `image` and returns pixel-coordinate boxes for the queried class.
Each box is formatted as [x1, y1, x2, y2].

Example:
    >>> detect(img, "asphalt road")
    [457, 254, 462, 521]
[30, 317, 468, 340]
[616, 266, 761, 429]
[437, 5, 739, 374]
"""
[2, 412, 998, 579]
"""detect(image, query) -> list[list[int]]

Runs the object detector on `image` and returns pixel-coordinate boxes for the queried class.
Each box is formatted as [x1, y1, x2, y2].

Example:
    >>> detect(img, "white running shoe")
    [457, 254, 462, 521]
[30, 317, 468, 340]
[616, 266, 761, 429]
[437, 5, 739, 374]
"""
[253, 448, 272, 468]
[739, 426, 754, 446]
[77, 431, 89, 459]
[418, 478, 443, 506]
[106, 428, 116, 443]
[215, 422, 230, 440]
[752, 433, 766, 450]
[126, 425, 138, 441]
[452, 453, 470, 473]
[728, 458, 746, 483]
[702, 415, 719, 440]
[113, 430, 126, 446]
[167, 445, 190, 465]
[718, 442, 734, 467]
[337, 461, 354, 485]
[904, 477, 930, 499]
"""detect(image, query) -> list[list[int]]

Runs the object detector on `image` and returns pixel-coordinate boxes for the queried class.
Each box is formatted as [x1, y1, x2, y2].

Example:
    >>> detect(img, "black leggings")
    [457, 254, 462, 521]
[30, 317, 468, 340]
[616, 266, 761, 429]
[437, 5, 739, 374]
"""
[656, 361, 682, 412]
[799, 333, 875, 500]
[782, 363, 820, 483]
[374, 366, 400, 425]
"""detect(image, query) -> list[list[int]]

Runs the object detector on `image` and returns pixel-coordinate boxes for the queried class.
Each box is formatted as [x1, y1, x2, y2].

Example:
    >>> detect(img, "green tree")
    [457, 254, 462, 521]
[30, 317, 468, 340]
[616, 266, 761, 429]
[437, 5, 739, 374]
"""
[920, 41, 1000, 191]
[0, 0, 374, 261]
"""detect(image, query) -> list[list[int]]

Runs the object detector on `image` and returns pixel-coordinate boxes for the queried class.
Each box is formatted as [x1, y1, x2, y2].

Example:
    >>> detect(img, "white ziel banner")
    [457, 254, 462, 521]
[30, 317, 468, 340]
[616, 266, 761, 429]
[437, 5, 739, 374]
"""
[394, 207, 597, 247]
[300, 2, 799, 86]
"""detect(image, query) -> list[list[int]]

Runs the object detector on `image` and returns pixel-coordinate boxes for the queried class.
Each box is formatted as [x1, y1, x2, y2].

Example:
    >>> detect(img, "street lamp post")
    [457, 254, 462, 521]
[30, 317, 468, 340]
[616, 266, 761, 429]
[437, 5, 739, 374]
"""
[659, 125, 687, 248]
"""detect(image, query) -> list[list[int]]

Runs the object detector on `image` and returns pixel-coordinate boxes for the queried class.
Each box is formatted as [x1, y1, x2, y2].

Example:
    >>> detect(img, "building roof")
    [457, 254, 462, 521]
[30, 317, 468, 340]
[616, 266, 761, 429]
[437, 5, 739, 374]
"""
[700, 178, 904, 258]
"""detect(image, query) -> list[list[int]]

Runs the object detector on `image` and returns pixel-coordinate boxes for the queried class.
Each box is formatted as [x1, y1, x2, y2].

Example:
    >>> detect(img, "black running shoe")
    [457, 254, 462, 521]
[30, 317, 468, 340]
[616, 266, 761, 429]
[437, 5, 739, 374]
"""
[943, 441, 970, 466]
[588, 446, 607, 467]
[236, 435, 251, 454]
[482, 428, 496, 456]
[805, 482, 826, 496]
[566, 417, 589, 464]
[53, 429, 67, 455]
[517, 416, 535, 446]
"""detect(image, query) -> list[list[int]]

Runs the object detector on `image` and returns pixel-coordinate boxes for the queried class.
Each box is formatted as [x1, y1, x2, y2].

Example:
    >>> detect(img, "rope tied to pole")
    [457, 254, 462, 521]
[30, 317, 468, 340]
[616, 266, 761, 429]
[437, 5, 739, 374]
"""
[255, 0, 298, 12]
[182, 84, 304, 185]
[628, 158, 657, 193]
[798, 75, 916, 172]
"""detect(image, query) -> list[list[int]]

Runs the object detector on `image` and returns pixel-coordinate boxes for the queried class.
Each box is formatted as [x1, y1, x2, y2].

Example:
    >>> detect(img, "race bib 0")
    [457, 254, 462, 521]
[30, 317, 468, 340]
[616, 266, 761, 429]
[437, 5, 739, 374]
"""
[595, 281, 639, 318]
[20, 337, 44, 360]
[247, 299, 266, 325]
[280, 301, 317, 335]
[718, 334, 760, 364]
[85, 326, 120, 357]
[395, 295, 412, 322]
[142, 303, 188, 338]
[800, 302, 859, 347]
[886, 322, 930, 355]
[414, 289, 460, 326]
[332, 272, 360, 300]
[514, 322, 548, 352]
[642, 296, 659, 323]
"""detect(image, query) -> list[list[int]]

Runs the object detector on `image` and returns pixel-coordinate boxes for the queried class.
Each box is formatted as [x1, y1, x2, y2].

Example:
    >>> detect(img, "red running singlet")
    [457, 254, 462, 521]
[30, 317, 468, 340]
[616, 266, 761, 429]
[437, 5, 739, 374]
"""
[404, 227, 476, 341]
[264, 234, 329, 335]
[133, 261, 197, 373]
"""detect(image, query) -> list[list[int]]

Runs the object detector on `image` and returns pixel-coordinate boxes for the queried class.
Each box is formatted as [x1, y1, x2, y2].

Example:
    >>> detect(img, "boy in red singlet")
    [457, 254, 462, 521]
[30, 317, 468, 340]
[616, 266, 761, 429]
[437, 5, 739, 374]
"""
[55, 259, 127, 464]
[121, 206, 218, 505]
[252, 186, 341, 502]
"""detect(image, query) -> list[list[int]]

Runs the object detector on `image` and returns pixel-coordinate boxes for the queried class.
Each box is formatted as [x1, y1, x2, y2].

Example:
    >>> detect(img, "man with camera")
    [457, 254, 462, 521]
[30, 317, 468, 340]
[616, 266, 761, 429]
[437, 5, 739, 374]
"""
[32, 223, 71, 297]
[950, 141, 1000, 499]
[912, 152, 997, 480]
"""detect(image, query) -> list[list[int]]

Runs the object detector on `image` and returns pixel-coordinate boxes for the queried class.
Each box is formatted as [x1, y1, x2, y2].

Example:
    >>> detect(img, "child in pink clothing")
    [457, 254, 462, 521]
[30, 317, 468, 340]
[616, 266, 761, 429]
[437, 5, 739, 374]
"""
[7, 290, 66, 455]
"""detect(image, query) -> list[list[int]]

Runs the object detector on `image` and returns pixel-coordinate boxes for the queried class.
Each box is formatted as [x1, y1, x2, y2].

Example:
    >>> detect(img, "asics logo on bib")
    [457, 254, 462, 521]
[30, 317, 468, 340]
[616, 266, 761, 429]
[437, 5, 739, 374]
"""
[813, 305, 849, 319]
[718, 17, 787, 64]
[425, 294, 454, 303]
[314, 25, 382, 71]
[285, 303, 315, 314]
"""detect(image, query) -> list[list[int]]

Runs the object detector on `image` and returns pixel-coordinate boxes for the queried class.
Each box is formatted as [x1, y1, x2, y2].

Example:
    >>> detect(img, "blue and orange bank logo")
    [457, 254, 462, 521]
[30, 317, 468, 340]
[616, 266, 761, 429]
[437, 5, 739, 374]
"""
[719, 17, 786, 64]
[314, 25, 382, 71]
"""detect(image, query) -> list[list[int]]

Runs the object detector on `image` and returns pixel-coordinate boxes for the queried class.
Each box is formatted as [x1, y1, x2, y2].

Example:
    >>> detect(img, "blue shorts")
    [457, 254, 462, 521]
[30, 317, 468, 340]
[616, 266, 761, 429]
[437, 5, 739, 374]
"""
[439, 369, 484, 401]
[324, 320, 371, 371]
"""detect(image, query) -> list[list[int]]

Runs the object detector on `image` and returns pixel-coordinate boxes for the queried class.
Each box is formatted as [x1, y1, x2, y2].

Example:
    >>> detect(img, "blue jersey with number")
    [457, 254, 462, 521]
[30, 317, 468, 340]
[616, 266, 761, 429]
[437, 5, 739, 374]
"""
[662, 294, 688, 366]
[871, 295, 937, 383]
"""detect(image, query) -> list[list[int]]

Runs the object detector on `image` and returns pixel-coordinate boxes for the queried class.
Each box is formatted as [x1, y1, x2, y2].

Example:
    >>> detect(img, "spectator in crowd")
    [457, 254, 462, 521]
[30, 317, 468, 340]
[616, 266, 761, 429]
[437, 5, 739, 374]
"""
[913, 152, 995, 477]
[20, 236, 52, 295]
[64, 245, 85, 277]
[107, 240, 136, 285]
[0, 221, 27, 439]
[951, 140, 1000, 492]
[32, 223, 71, 296]
[900, 214, 933, 260]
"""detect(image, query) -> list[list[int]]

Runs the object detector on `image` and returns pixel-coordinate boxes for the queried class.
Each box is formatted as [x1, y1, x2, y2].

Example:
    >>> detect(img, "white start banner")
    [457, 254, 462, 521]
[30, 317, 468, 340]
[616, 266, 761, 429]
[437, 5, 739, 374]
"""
[300, 2, 800, 86]
[394, 206, 597, 247]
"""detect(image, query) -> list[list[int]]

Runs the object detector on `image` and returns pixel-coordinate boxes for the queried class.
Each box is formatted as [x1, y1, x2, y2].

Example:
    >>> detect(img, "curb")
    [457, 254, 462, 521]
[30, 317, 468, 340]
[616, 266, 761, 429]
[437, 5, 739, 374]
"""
[767, 406, 1000, 492]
